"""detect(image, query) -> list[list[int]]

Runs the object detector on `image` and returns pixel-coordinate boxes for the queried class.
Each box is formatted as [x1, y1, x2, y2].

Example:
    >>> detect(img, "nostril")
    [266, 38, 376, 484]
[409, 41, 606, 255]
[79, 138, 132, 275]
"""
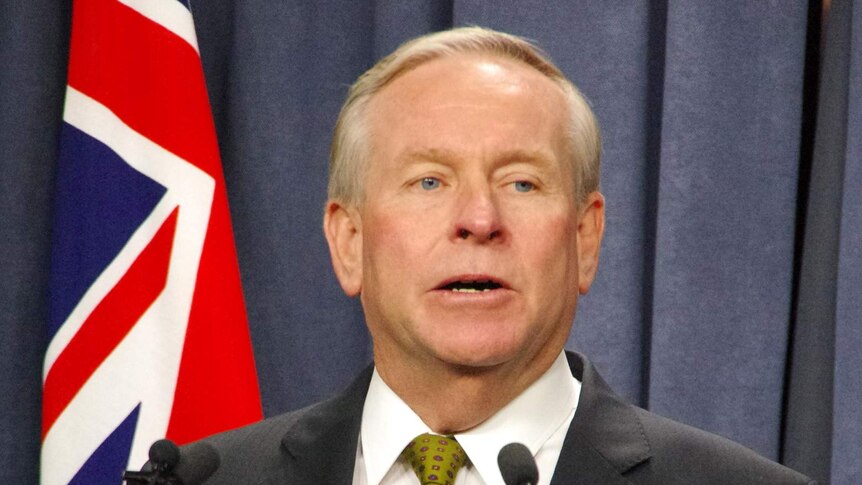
[456, 228, 502, 240]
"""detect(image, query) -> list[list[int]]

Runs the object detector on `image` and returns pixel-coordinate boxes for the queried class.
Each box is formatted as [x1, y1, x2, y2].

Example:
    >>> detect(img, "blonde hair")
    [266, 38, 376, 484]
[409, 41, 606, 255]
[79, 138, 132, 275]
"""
[328, 26, 601, 205]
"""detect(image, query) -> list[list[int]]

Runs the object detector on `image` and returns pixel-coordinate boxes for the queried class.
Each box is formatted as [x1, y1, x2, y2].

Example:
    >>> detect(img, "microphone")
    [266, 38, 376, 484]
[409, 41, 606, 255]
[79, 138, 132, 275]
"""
[123, 439, 220, 485]
[497, 442, 539, 485]
[149, 439, 181, 472]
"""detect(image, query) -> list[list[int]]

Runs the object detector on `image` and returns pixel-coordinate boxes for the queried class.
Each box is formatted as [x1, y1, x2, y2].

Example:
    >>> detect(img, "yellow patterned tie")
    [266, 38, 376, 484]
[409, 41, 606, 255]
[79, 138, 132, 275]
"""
[401, 433, 469, 485]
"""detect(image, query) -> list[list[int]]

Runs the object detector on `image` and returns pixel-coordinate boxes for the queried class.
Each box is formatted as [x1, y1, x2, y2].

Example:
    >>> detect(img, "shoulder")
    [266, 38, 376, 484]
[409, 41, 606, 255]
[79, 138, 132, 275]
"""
[562, 351, 814, 485]
[629, 408, 815, 484]
[192, 403, 318, 485]
[188, 366, 373, 485]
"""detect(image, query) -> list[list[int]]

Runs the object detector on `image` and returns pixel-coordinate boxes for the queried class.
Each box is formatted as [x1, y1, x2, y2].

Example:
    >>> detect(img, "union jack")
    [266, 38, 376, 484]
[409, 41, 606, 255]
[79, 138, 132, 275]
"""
[42, 1, 262, 483]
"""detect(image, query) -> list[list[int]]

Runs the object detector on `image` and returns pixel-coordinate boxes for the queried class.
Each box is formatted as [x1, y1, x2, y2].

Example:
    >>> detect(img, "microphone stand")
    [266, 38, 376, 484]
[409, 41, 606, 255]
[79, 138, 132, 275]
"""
[122, 469, 182, 485]
[122, 439, 182, 485]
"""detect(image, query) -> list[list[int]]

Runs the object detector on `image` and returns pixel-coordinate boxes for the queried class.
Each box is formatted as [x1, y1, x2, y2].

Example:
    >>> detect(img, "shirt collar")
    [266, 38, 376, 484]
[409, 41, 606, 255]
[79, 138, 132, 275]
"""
[361, 368, 433, 485]
[360, 351, 580, 484]
[454, 352, 580, 483]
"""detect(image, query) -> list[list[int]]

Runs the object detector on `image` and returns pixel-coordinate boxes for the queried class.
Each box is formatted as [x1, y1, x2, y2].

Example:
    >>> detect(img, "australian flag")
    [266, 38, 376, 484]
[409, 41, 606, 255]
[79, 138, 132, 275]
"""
[42, 1, 262, 483]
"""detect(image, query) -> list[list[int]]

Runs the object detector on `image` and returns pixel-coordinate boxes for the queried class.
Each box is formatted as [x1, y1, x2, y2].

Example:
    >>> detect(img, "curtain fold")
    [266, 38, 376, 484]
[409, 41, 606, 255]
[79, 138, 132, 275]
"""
[831, 4, 862, 482]
[2, 1, 859, 483]
[0, 1, 71, 484]
[783, 1, 852, 482]
[647, 1, 808, 460]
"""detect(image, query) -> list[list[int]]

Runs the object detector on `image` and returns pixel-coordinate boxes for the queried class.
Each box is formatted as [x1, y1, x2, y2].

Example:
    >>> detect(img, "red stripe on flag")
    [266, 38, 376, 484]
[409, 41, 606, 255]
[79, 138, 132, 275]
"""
[166, 192, 263, 444]
[42, 208, 179, 440]
[67, 0, 220, 178]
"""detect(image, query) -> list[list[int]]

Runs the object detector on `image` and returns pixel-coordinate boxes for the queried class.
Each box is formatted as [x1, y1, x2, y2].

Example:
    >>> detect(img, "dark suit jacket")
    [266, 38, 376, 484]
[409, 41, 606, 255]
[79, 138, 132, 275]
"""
[197, 352, 814, 484]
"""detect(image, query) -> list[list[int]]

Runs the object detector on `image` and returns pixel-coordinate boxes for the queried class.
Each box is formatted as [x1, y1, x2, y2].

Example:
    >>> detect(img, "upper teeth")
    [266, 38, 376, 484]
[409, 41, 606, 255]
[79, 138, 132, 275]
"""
[452, 287, 490, 292]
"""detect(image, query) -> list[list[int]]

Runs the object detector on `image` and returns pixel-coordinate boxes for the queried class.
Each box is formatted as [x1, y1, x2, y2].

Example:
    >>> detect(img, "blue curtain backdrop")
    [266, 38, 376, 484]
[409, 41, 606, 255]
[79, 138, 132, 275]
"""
[1, 1, 859, 484]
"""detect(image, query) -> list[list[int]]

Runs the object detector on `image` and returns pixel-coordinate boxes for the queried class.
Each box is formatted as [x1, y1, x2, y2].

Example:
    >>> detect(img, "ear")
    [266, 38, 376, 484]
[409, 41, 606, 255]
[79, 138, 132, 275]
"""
[576, 191, 605, 294]
[323, 200, 363, 297]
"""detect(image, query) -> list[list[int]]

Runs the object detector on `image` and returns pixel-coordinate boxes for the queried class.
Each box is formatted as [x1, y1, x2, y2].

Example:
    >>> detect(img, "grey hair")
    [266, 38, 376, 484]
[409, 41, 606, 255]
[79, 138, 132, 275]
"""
[328, 26, 601, 206]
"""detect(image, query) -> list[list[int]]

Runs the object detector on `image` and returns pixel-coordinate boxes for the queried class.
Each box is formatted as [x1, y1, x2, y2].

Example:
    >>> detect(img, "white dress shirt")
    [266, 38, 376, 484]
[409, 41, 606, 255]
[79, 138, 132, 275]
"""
[352, 351, 581, 485]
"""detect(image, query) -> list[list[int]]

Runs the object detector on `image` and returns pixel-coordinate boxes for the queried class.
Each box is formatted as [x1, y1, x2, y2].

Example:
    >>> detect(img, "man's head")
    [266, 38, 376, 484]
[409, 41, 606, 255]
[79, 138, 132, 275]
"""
[323, 27, 605, 394]
[328, 27, 602, 206]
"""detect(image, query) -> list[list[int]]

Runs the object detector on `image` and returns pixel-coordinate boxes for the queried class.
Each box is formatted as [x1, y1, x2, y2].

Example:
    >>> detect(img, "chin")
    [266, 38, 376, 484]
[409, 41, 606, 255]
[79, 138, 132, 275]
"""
[430, 336, 525, 370]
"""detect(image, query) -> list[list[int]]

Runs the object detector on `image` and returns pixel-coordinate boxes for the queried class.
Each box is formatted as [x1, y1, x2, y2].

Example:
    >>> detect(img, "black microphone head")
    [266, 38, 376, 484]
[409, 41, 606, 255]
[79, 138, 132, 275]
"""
[173, 441, 220, 485]
[498, 442, 539, 485]
[148, 439, 180, 471]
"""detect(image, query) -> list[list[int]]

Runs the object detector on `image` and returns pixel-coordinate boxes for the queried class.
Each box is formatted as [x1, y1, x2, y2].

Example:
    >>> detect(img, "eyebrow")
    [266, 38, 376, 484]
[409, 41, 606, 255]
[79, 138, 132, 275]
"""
[396, 147, 558, 169]
[395, 148, 459, 166]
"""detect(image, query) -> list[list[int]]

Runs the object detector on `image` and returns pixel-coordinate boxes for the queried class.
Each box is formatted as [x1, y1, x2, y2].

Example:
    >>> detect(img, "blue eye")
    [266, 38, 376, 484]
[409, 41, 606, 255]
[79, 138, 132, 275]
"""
[513, 180, 535, 192]
[420, 177, 441, 190]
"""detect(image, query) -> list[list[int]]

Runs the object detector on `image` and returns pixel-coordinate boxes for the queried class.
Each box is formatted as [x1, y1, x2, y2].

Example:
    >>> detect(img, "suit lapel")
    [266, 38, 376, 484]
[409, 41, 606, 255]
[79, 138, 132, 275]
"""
[277, 366, 373, 485]
[549, 352, 651, 485]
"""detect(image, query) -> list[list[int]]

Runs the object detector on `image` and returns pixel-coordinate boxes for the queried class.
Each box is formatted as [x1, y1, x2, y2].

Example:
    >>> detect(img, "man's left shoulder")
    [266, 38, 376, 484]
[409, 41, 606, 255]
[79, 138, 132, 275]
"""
[630, 407, 815, 484]
[564, 352, 815, 484]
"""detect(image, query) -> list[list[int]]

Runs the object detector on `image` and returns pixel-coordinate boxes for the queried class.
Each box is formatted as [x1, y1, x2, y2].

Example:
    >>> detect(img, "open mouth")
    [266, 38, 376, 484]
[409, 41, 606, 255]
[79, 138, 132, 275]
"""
[438, 279, 504, 293]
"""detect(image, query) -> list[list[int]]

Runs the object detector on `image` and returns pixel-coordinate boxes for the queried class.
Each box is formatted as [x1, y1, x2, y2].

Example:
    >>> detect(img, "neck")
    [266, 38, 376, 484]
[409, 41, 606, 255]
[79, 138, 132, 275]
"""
[373, 347, 560, 434]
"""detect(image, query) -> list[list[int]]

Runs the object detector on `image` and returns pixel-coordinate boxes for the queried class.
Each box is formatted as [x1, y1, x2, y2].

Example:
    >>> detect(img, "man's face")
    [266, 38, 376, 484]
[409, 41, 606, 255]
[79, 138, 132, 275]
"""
[325, 54, 604, 375]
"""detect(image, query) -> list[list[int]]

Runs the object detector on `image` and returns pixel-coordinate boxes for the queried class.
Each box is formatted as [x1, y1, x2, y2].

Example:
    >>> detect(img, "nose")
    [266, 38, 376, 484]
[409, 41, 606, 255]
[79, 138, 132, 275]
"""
[452, 184, 503, 242]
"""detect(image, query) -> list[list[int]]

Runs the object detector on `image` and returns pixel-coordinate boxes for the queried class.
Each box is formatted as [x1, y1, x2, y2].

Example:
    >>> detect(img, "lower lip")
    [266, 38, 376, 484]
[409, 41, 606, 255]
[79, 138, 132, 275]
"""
[428, 288, 514, 306]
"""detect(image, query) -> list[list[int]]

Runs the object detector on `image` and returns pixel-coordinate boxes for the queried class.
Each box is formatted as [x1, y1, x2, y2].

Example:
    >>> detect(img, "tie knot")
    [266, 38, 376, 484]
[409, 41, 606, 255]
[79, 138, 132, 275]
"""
[401, 433, 468, 485]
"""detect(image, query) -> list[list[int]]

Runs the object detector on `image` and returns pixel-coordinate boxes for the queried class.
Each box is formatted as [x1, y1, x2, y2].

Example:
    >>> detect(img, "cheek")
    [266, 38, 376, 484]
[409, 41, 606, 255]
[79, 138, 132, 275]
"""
[362, 215, 400, 272]
[362, 210, 433, 280]
[521, 213, 580, 285]
[523, 208, 576, 250]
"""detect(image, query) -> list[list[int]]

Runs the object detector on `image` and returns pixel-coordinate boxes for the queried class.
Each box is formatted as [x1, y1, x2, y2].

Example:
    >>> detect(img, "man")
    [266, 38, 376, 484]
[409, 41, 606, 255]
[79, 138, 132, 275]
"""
[196, 27, 814, 484]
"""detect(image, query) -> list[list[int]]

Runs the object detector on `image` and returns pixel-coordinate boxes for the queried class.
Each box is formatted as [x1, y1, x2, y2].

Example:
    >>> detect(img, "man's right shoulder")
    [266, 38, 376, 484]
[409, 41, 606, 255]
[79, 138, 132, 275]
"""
[195, 401, 322, 485]
[190, 366, 373, 485]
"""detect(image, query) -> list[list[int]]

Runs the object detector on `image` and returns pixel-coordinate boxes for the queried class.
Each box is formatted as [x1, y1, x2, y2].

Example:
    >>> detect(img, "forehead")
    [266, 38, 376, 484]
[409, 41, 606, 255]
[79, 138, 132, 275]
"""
[364, 53, 570, 170]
